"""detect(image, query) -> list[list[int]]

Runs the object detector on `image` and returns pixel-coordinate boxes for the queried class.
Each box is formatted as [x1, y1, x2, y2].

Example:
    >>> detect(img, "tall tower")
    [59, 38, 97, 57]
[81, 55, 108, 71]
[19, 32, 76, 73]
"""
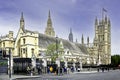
[45, 10, 55, 37]
[94, 9, 111, 64]
[68, 28, 73, 42]
[20, 12, 25, 31]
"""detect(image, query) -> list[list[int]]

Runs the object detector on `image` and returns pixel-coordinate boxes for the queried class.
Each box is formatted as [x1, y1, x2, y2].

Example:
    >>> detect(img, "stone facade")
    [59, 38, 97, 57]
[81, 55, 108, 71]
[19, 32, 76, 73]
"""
[0, 10, 111, 65]
[86, 15, 111, 65]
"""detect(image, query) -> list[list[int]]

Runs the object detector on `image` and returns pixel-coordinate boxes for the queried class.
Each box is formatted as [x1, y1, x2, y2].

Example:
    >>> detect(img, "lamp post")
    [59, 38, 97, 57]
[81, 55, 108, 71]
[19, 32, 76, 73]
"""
[56, 36, 58, 58]
[55, 36, 60, 75]
[8, 48, 12, 80]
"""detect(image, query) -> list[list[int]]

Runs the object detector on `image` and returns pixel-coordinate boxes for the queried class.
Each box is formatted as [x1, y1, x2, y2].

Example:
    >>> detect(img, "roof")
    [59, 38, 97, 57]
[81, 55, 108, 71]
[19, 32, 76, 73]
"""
[38, 33, 89, 55]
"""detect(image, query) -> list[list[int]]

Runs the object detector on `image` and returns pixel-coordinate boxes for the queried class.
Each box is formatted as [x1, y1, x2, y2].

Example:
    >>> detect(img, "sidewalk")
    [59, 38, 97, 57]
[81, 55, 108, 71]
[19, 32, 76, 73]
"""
[0, 70, 108, 80]
[73, 70, 98, 74]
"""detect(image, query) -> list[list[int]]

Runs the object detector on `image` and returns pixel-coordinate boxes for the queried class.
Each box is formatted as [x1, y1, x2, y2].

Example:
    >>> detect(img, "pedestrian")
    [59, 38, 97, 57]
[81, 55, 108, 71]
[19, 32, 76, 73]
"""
[67, 67, 69, 74]
[27, 66, 30, 75]
[78, 67, 80, 72]
[37, 66, 41, 74]
[97, 68, 99, 72]
[47, 67, 50, 73]
[50, 66, 53, 73]
[102, 67, 104, 72]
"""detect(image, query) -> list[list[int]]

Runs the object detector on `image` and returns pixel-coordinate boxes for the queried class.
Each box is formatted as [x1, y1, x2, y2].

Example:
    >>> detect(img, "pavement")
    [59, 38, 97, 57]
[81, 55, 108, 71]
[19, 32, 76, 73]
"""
[0, 70, 97, 80]
[0, 70, 118, 80]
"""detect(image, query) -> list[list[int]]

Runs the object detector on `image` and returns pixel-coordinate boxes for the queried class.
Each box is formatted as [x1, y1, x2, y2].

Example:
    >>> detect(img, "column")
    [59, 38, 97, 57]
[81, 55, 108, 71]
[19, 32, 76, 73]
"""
[80, 60, 82, 71]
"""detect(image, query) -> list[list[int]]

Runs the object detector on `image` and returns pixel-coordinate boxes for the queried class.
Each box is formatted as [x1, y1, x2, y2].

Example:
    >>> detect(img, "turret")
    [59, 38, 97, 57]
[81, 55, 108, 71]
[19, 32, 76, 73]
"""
[68, 28, 73, 42]
[81, 34, 84, 45]
[95, 17, 98, 40]
[105, 15, 108, 23]
[8, 31, 13, 39]
[87, 36, 89, 46]
[95, 17, 98, 25]
[108, 18, 111, 26]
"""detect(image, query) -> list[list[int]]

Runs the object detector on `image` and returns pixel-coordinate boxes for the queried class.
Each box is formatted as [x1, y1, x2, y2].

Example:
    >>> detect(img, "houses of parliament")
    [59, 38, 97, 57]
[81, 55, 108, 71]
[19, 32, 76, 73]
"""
[0, 10, 111, 65]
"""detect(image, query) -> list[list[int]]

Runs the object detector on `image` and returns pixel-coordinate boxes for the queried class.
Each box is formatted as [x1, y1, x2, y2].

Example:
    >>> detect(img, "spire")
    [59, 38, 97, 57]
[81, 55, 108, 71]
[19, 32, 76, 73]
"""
[47, 10, 52, 26]
[70, 28, 71, 33]
[20, 12, 25, 30]
[95, 17, 98, 25]
[49, 10, 51, 18]
[44, 10, 55, 37]
[87, 36, 89, 46]
[68, 28, 73, 42]
[81, 34, 84, 45]
[108, 17, 111, 27]
[108, 18, 111, 24]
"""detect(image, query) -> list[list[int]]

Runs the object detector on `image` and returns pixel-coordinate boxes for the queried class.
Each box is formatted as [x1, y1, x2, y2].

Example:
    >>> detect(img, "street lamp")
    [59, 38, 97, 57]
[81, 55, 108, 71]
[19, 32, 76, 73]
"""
[8, 48, 11, 79]
[56, 36, 58, 57]
[55, 36, 60, 75]
[8, 48, 13, 80]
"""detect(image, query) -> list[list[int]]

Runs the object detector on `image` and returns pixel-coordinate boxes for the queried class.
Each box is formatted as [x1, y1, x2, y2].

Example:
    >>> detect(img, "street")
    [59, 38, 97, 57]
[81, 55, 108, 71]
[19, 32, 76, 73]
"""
[0, 70, 120, 80]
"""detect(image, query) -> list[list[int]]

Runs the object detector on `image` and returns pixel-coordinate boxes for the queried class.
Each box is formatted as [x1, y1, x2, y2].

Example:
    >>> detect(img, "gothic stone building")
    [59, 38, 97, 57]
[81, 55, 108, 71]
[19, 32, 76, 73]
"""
[0, 11, 111, 65]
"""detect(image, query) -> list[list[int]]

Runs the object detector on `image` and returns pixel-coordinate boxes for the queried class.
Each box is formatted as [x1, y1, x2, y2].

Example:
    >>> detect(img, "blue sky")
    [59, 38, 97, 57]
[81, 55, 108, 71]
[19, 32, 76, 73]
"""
[0, 0, 119, 55]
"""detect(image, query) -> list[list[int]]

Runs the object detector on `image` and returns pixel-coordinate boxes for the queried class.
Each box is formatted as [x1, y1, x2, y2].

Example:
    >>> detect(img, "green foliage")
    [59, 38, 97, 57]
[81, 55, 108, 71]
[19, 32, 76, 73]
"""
[111, 55, 120, 66]
[45, 43, 64, 62]
[0, 61, 7, 66]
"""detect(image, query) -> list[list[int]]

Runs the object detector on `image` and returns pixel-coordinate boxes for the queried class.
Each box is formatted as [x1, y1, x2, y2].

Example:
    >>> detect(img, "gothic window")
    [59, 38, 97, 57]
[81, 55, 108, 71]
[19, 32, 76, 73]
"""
[67, 51, 69, 54]
[31, 48, 34, 53]
[21, 48, 22, 54]
[19, 48, 20, 56]
[3, 42, 5, 47]
[23, 48, 25, 54]
[23, 38, 25, 44]
[26, 48, 27, 53]
[103, 35, 104, 41]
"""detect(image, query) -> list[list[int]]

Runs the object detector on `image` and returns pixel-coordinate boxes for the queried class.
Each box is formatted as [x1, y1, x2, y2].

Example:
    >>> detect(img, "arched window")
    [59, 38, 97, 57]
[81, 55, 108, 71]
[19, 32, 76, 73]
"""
[31, 48, 34, 53]
[3, 42, 5, 47]
[23, 38, 25, 44]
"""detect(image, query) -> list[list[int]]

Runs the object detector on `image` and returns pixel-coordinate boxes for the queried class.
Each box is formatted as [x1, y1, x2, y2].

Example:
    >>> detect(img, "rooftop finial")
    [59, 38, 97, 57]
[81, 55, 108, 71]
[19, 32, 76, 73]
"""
[70, 28, 72, 33]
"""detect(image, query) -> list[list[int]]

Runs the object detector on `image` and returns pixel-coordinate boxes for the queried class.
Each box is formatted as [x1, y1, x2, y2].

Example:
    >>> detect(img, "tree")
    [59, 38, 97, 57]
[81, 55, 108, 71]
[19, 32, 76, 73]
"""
[45, 43, 64, 62]
[111, 55, 120, 67]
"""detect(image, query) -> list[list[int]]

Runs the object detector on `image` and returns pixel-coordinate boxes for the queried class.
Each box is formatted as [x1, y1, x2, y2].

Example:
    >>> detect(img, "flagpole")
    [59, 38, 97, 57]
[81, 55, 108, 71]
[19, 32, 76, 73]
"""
[102, 8, 107, 21]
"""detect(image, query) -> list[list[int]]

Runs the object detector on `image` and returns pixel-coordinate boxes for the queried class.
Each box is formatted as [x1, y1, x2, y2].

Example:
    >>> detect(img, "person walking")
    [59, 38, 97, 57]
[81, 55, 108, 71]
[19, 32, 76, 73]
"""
[27, 66, 30, 75]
